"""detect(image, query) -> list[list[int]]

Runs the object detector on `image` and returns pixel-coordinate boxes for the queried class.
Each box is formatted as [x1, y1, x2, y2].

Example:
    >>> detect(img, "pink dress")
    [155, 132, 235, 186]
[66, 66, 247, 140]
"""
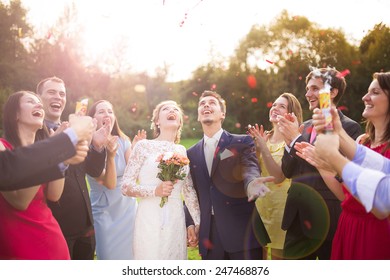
[0, 138, 70, 260]
[331, 142, 390, 260]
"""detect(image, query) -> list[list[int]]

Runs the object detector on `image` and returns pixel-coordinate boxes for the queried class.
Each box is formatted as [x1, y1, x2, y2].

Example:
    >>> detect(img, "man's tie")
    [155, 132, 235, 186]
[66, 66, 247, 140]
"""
[309, 126, 317, 144]
[205, 138, 217, 175]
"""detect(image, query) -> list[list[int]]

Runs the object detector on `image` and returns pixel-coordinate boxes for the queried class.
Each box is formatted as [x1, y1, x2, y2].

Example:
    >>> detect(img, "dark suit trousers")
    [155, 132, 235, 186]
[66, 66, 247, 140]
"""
[66, 232, 96, 260]
[202, 216, 262, 260]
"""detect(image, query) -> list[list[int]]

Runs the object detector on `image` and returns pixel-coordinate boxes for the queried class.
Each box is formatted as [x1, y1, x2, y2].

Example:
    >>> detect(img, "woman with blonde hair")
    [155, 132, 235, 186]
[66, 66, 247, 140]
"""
[121, 100, 200, 259]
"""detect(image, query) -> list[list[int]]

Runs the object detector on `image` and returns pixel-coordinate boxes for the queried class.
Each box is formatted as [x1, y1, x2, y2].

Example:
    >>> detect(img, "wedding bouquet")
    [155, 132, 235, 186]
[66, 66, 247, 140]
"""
[156, 152, 190, 207]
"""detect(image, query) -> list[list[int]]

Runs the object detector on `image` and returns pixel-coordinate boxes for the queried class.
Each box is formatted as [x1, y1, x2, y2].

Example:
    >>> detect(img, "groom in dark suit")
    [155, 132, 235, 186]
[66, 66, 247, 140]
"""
[186, 90, 273, 260]
[277, 68, 362, 259]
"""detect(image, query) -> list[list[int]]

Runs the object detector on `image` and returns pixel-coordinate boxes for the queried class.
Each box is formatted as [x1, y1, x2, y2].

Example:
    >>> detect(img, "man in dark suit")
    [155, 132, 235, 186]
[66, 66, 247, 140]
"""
[0, 115, 95, 190]
[278, 68, 362, 259]
[36, 77, 108, 259]
[187, 90, 273, 260]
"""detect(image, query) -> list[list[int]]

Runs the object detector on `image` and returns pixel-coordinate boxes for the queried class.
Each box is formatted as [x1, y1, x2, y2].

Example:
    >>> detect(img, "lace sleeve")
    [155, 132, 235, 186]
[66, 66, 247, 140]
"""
[180, 146, 200, 226]
[121, 140, 156, 197]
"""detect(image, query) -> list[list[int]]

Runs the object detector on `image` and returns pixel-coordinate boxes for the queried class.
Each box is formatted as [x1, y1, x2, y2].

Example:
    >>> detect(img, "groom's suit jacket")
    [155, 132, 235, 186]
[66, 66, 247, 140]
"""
[281, 110, 361, 259]
[187, 130, 270, 257]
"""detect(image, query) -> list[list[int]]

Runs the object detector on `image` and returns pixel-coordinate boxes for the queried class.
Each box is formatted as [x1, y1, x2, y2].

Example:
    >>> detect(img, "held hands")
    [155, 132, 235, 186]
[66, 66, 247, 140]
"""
[155, 181, 175, 198]
[247, 176, 274, 202]
[187, 225, 199, 248]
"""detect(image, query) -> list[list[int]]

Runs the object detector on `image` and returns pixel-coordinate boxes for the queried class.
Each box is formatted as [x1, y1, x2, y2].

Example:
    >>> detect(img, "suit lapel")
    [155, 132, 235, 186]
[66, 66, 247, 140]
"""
[211, 130, 231, 176]
[302, 120, 313, 143]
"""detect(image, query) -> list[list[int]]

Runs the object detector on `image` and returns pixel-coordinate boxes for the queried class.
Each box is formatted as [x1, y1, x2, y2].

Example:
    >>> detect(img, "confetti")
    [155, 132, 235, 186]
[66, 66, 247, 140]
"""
[211, 84, 217, 90]
[304, 220, 312, 230]
[337, 69, 350, 78]
[235, 123, 241, 128]
[251, 97, 258, 103]
[266, 59, 274, 64]
[337, 105, 348, 112]
[266, 102, 273, 108]
[247, 75, 257, 88]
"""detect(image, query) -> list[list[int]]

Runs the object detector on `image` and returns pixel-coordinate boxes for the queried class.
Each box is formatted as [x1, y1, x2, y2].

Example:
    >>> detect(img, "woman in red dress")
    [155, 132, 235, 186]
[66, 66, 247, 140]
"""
[0, 91, 70, 260]
[330, 72, 390, 259]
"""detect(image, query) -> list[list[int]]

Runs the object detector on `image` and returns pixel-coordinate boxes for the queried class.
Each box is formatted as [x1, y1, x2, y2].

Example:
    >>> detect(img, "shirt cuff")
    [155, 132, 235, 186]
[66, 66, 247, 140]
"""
[63, 128, 78, 145]
[58, 162, 69, 174]
[285, 134, 301, 153]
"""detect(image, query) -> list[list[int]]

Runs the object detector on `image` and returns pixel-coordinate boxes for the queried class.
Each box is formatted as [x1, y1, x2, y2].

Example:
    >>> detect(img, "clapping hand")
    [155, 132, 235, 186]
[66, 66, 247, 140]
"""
[247, 176, 274, 202]
[49, 122, 69, 136]
[91, 119, 111, 151]
[294, 141, 335, 173]
[277, 113, 302, 146]
[106, 135, 119, 158]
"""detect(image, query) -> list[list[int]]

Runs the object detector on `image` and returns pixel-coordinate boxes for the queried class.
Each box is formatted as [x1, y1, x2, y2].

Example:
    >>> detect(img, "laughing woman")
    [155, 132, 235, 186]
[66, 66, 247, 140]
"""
[86, 100, 144, 260]
[0, 91, 70, 259]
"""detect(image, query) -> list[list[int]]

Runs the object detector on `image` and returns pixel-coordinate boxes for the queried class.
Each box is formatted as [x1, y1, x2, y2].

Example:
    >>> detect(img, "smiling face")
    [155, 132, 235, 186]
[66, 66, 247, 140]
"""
[197, 95, 225, 126]
[156, 102, 182, 130]
[93, 101, 115, 133]
[362, 79, 389, 123]
[305, 77, 324, 111]
[269, 96, 289, 123]
[17, 93, 45, 131]
[39, 80, 66, 123]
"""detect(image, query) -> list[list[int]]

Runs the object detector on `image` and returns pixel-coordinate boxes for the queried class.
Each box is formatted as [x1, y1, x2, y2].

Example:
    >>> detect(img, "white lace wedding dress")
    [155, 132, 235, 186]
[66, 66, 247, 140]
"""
[121, 139, 200, 260]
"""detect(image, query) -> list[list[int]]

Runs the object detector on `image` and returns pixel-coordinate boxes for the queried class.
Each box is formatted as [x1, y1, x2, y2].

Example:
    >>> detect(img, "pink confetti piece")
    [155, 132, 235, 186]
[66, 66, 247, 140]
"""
[247, 75, 257, 88]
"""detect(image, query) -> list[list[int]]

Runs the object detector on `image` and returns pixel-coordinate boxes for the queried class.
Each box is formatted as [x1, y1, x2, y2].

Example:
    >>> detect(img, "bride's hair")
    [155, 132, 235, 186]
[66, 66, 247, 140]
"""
[151, 100, 184, 144]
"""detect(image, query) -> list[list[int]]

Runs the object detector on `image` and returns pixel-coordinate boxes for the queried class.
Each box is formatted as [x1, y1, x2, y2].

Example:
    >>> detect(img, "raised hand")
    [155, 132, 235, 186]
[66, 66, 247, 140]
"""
[295, 141, 336, 173]
[68, 114, 96, 142]
[247, 124, 268, 152]
[247, 176, 274, 202]
[132, 129, 147, 147]
[49, 122, 69, 136]
[91, 119, 111, 151]
[313, 107, 342, 134]
[64, 140, 89, 165]
[277, 112, 300, 146]
[106, 135, 119, 158]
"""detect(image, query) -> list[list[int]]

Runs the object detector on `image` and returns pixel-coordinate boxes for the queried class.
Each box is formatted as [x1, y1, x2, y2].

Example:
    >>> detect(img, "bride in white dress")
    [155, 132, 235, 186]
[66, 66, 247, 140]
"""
[121, 100, 200, 260]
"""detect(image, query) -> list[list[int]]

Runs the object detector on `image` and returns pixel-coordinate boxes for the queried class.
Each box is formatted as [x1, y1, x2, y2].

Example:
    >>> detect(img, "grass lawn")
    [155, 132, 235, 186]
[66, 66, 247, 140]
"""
[180, 138, 200, 149]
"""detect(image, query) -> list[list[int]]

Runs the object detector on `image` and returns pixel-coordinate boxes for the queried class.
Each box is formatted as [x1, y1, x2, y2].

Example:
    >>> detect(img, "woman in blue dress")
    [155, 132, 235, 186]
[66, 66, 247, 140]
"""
[87, 100, 145, 259]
